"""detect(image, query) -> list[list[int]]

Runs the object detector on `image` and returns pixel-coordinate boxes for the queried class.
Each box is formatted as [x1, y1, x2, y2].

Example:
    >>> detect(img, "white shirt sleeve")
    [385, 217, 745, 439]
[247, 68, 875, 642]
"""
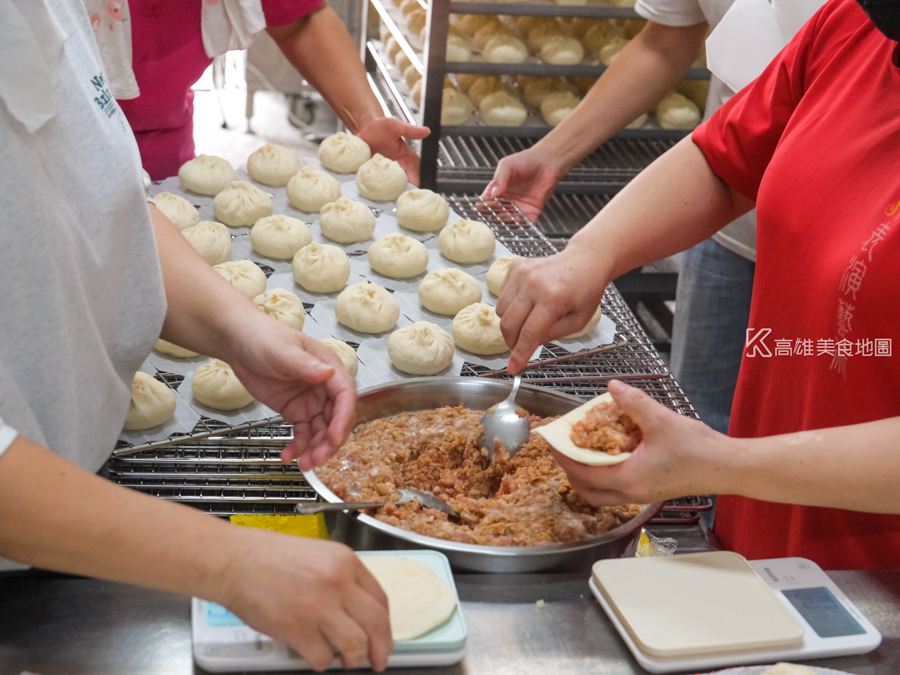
[0, 417, 18, 459]
[635, 0, 708, 27]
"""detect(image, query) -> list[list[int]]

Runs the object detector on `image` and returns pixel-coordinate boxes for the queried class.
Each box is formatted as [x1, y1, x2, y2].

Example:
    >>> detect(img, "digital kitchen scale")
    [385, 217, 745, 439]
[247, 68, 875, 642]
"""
[192, 550, 467, 672]
[589, 551, 881, 674]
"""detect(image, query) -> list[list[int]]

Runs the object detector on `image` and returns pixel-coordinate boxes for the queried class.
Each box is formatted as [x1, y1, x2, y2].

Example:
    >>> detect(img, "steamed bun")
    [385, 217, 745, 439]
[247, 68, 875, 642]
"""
[541, 91, 582, 127]
[540, 36, 584, 65]
[564, 305, 603, 338]
[368, 233, 429, 278]
[438, 219, 496, 264]
[153, 192, 199, 230]
[335, 282, 400, 333]
[486, 255, 520, 295]
[247, 143, 300, 186]
[479, 91, 528, 126]
[319, 198, 376, 244]
[320, 337, 359, 378]
[292, 242, 351, 293]
[356, 154, 408, 202]
[418, 268, 482, 315]
[182, 220, 232, 265]
[123, 372, 177, 430]
[250, 215, 312, 259]
[483, 34, 528, 64]
[441, 89, 474, 126]
[213, 181, 273, 227]
[654, 91, 701, 130]
[254, 288, 306, 331]
[287, 167, 342, 213]
[214, 260, 268, 299]
[178, 154, 237, 196]
[388, 322, 455, 375]
[318, 132, 372, 174]
[396, 189, 450, 232]
[191, 359, 254, 410]
[452, 303, 508, 355]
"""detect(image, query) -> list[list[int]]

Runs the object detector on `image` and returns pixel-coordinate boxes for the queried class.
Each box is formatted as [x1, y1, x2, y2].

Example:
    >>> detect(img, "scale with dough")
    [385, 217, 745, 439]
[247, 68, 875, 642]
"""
[589, 551, 881, 674]
[192, 550, 467, 672]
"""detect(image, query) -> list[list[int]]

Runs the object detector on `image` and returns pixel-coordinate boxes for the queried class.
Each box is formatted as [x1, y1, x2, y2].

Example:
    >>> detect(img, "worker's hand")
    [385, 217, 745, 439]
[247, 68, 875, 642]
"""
[550, 380, 721, 505]
[357, 117, 430, 185]
[223, 318, 357, 469]
[481, 147, 566, 222]
[497, 245, 611, 373]
[216, 530, 392, 672]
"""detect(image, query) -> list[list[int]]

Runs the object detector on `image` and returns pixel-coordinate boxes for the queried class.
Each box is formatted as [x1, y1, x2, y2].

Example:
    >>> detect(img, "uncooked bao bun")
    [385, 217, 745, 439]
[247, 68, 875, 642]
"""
[213, 181, 273, 227]
[654, 91, 701, 130]
[441, 89, 474, 126]
[522, 77, 568, 108]
[384, 36, 402, 62]
[214, 260, 268, 299]
[483, 34, 529, 64]
[479, 91, 528, 127]
[418, 267, 482, 315]
[467, 76, 511, 107]
[452, 303, 508, 355]
[155, 338, 199, 359]
[446, 35, 472, 62]
[153, 192, 199, 230]
[406, 7, 427, 35]
[527, 21, 566, 51]
[319, 197, 376, 244]
[396, 189, 450, 232]
[320, 337, 359, 379]
[356, 154, 408, 202]
[541, 91, 582, 127]
[599, 36, 629, 65]
[439, 218, 496, 264]
[540, 36, 584, 65]
[396, 51, 413, 74]
[516, 15, 554, 38]
[388, 321, 455, 375]
[250, 215, 312, 260]
[486, 255, 519, 295]
[403, 64, 422, 88]
[253, 288, 306, 331]
[191, 359, 254, 411]
[123, 372, 177, 430]
[318, 132, 372, 174]
[292, 242, 351, 293]
[182, 220, 232, 265]
[533, 393, 632, 465]
[368, 233, 429, 278]
[564, 304, 603, 338]
[178, 154, 237, 196]
[286, 167, 342, 213]
[474, 21, 514, 50]
[457, 13, 498, 36]
[456, 73, 479, 92]
[410, 79, 424, 107]
[335, 282, 400, 333]
[247, 143, 300, 187]
[581, 21, 623, 54]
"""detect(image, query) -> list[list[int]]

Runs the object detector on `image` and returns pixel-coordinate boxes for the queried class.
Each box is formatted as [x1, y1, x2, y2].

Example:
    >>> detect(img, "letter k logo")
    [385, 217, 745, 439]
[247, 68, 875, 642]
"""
[745, 328, 772, 358]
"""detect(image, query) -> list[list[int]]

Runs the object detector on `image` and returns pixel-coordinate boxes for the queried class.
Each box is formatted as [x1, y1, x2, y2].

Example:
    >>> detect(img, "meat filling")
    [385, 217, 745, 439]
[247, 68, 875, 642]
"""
[569, 400, 642, 455]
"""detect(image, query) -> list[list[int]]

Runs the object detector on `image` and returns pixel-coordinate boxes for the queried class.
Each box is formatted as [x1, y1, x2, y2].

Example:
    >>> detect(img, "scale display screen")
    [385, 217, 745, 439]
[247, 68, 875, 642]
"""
[781, 586, 866, 638]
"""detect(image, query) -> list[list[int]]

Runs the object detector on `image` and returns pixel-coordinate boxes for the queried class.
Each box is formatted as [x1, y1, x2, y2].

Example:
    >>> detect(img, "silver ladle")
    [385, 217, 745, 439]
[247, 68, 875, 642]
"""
[296, 488, 459, 519]
[478, 374, 530, 460]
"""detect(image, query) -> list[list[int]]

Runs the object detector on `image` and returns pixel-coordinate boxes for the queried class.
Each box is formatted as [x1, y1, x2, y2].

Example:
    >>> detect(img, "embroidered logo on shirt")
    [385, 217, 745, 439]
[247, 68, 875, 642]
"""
[89, 72, 117, 119]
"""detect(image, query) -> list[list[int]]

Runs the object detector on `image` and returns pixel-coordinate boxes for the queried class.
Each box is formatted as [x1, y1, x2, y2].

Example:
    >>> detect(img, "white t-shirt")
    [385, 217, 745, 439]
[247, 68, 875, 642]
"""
[635, 0, 757, 261]
[0, 1, 167, 472]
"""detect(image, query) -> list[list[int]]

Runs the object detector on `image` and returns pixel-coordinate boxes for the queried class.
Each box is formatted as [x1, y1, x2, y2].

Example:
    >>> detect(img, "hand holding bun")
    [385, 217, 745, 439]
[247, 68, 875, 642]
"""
[123, 372, 177, 430]
[247, 143, 300, 187]
[318, 132, 372, 174]
[335, 282, 400, 333]
[439, 218, 496, 263]
[356, 154, 408, 202]
[388, 322, 455, 375]
[178, 154, 237, 196]
[213, 181, 273, 227]
[286, 167, 342, 213]
[191, 359, 254, 411]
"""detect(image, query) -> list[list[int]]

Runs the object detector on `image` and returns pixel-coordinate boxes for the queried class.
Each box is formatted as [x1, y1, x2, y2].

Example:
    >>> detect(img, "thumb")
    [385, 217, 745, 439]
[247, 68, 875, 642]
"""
[607, 379, 658, 429]
[400, 122, 431, 140]
[484, 167, 509, 199]
[282, 345, 336, 383]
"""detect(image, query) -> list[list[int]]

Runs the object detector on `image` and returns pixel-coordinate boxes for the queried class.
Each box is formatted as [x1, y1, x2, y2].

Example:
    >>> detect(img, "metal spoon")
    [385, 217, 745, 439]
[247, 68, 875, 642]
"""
[295, 488, 459, 518]
[478, 374, 530, 460]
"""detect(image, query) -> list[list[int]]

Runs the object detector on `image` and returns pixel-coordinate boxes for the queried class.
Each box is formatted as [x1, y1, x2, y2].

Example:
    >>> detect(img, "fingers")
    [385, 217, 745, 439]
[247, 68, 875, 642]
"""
[483, 162, 510, 200]
[398, 122, 430, 140]
[607, 379, 664, 431]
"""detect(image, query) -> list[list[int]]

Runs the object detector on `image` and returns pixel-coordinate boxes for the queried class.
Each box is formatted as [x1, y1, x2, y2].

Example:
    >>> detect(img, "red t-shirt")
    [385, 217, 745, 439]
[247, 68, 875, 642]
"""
[121, 0, 321, 179]
[693, 0, 900, 570]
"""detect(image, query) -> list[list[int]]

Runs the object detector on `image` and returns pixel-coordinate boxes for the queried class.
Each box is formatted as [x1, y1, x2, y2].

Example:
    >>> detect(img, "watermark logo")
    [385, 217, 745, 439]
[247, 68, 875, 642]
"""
[745, 329, 891, 359]
[745, 328, 772, 358]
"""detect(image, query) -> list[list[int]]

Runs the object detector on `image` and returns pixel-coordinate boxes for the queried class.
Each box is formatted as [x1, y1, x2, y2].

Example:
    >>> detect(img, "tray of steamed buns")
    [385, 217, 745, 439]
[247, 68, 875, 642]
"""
[377, 5, 707, 133]
[118, 134, 616, 448]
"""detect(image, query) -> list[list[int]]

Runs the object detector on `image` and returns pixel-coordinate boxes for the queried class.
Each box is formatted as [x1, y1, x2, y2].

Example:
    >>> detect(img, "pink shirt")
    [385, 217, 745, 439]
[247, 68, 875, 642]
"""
[121, 0, 321, 179]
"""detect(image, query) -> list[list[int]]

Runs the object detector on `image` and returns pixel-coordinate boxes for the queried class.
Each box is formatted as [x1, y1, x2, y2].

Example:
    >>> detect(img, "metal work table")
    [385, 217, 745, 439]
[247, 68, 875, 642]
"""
[2, 522, 899, 675]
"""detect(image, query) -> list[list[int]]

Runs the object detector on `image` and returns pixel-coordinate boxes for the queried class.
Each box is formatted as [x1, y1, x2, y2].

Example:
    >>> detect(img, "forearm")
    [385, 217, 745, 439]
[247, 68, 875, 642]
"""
[267, 3, 384, 133]
[150, 205, 260, 360]
[566, 136, 753, 279]
[711, 418, 900, 514]
[536, 21, 708, 175]
[0, 436, 235, 601]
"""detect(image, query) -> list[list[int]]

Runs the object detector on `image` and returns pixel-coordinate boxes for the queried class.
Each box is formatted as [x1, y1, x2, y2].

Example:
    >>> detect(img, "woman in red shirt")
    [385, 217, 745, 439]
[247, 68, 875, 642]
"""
[497, 0, 900, 569]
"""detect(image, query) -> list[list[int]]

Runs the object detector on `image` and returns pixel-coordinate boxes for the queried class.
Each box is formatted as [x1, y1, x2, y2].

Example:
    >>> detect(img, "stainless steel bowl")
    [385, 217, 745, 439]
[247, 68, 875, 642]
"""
[304, 377, 662, 573]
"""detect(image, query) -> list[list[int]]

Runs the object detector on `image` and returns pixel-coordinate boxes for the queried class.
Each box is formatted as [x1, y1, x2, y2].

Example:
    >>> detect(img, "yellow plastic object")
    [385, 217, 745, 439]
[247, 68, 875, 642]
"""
[229, 514, 329, 539]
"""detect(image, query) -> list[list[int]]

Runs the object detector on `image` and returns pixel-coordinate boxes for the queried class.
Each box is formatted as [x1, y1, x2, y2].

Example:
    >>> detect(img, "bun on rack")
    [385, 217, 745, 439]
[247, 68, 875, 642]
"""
[286, 167, 341, 213]
[541, 91, 582, 127]
[654, 91, 701, 129]
[483, 34, 529, 64]
[540, 36, 584, 65]
[153, 192, 199, 230]
[318, 132, 371, 174]
[598, 36, 630, 65]
[247, 142, 300, 187]
[452, 303, 508, 355]
[581, 21, 624, 55]
[445, 35, 472, 62]
[522, 77, 568, 108]
[213, 181, 273, 227]
[474, 21, 514, 50]
[467, 76, 513, 106]
[319, 197, 377, 244]
[441, 88, 474, 125]
[182, 220, 232, 265]
[368, 233, 429, 278]
[438, 218, 496, 264]
[251, 214, 312, 260]
[388, 322, 454, 376]
[178, 154, 237, 196]
[527, 20, 567, 52]
[479, 90, 528, 127]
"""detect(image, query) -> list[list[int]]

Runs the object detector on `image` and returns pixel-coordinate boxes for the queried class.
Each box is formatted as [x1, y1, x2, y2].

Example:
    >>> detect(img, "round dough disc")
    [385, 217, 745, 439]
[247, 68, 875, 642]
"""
[360, 556, 458, 641]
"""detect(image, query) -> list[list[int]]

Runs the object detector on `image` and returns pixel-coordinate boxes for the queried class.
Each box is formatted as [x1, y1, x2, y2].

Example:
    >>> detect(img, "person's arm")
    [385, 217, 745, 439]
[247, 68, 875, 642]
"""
[149, 204, 356, 468]
[552, 380, 900, 515]
[496, 136, 754, 373]
[482, 20, 709, 221]
[0, 436, 392, 671]
[266, 3, 429, 183]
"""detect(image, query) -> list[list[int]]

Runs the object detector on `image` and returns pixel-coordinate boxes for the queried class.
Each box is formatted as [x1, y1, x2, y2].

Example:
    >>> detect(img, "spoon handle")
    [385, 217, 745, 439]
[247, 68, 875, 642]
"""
[507, 373, 522, 401]
[295, 500, 385, 515]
